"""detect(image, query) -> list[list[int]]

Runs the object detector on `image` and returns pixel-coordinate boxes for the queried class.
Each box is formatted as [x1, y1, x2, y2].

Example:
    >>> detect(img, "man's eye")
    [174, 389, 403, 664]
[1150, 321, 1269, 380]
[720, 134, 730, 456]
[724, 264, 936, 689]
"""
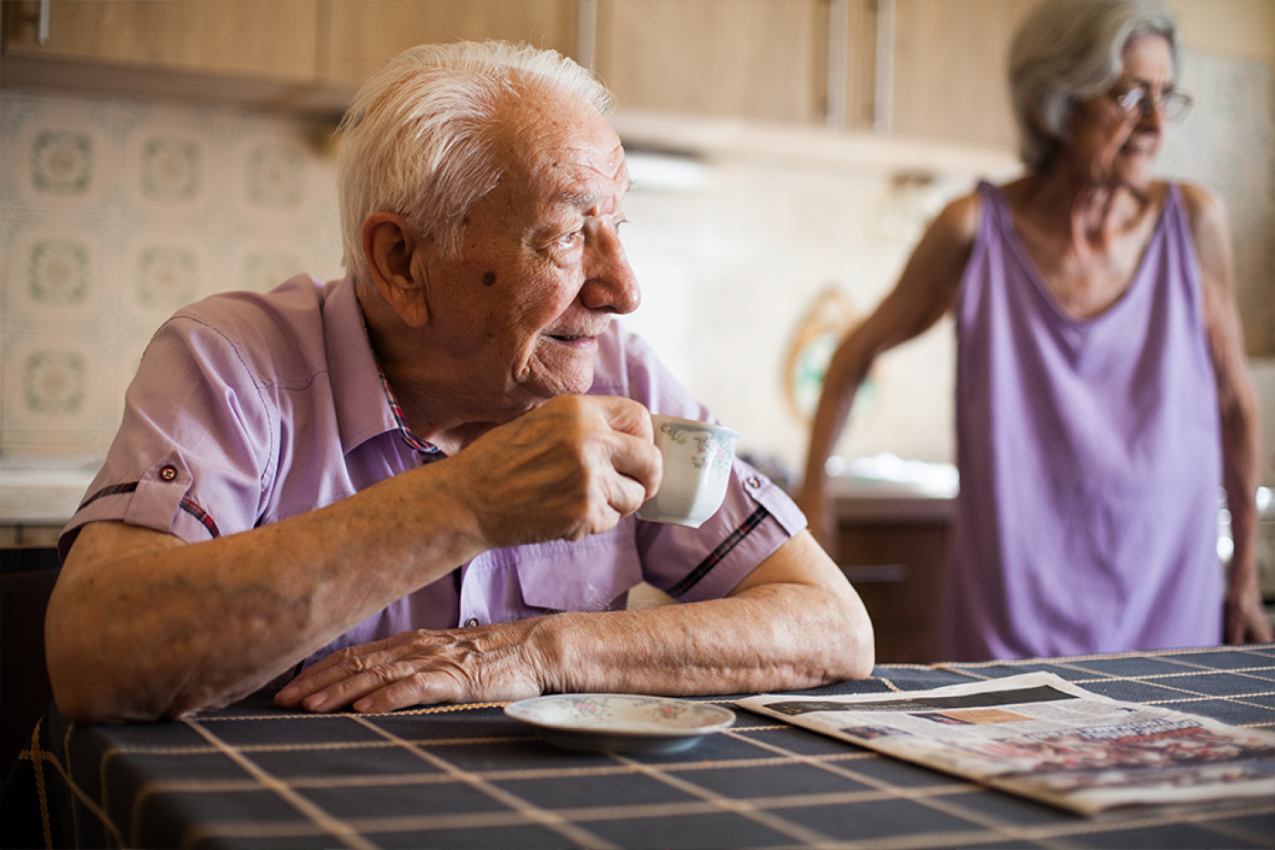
[554, 230, 583, 248]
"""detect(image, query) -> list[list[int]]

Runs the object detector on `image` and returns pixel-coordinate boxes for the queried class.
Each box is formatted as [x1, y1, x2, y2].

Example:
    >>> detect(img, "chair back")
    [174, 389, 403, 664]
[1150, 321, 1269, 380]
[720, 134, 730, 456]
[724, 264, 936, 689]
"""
[1, 545, 60, 778]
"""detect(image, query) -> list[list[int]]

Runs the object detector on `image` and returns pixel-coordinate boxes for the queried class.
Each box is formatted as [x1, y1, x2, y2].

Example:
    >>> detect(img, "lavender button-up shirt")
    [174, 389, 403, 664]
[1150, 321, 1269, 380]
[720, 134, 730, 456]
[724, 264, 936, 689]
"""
[62, 275, 805, 666]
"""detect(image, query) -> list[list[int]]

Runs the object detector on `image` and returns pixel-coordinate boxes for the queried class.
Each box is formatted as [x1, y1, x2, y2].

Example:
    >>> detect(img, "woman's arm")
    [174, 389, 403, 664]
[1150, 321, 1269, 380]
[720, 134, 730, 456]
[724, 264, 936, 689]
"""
[797, 193, 981, 554]
[1182, 183, 1273, 644]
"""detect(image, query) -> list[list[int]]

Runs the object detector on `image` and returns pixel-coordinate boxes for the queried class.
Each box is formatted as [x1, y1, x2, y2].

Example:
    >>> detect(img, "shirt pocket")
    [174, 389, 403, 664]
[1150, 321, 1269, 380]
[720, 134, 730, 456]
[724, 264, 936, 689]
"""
[513, 522, 644, 614]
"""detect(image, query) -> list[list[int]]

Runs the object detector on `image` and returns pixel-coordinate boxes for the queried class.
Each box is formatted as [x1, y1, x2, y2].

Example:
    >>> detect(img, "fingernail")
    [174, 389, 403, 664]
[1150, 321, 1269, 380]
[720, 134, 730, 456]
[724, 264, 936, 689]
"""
[276, 685, 299, 703]
[303, 692, 328, 710]
[353, 698, 372, 713]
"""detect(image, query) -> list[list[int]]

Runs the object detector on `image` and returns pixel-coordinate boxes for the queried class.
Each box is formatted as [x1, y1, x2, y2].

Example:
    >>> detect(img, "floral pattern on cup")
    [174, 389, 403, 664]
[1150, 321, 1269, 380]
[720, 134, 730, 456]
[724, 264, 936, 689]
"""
[659, 422, 736, 474]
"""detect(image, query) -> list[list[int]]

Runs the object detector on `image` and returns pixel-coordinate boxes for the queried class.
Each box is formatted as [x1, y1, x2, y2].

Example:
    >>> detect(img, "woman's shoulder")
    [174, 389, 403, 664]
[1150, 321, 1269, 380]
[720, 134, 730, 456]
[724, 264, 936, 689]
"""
[1156, 180, 1230, 264]
[933, 175, 1033, 239]
[1171, 180, 1227, 229]
[928, 187, 986, 246]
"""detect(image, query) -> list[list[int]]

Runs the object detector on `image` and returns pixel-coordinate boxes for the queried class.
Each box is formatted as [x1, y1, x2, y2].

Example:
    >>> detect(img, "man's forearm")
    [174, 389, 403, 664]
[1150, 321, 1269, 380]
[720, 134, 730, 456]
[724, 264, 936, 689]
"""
[538, 534, 874, 696]
[540, 584, 872, 698]
[279, 532, 876, 714]
[47, 464, 484, 723]
[50, 395, 663, 723]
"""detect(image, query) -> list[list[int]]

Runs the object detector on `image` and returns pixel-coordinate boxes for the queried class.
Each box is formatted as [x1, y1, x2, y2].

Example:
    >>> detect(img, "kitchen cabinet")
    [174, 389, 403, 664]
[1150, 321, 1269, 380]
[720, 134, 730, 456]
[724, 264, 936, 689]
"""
[324, 0, 579, 90]
[2, 0, 318, 82]
[593, 0, 1038, 142]
[835, 503, 950, 664]
[3, 0, 1032, 146]
[1, 0, 577, 108]
[595, 0, 829, 126]
[890, 0, 1043, 149]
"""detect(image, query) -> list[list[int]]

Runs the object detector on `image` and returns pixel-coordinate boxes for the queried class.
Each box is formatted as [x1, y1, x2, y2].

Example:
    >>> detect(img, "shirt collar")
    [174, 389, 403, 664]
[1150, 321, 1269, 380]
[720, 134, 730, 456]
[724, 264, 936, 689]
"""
[373, 362, 443, 456]
[323, 275, 441, 457]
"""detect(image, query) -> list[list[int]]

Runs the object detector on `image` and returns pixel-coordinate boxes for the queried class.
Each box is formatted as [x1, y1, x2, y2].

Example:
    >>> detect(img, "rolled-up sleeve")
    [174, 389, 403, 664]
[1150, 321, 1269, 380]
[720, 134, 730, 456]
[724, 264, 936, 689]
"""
[589, 324, 809, 602]
[59, 315, 274, 559]
[636, 457, 806, 602]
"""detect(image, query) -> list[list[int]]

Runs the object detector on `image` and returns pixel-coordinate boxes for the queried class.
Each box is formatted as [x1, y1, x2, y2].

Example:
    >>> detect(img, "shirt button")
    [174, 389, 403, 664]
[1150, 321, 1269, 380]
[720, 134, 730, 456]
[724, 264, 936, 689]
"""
[159, 465, 178, 481]
[747, 476, 761, 488]
[464, 618, 479, 628]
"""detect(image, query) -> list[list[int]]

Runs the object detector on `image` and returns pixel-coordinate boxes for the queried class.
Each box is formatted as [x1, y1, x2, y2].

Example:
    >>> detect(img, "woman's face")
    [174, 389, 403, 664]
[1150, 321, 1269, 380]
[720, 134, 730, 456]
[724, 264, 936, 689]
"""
[1062, 34, 1176, 190]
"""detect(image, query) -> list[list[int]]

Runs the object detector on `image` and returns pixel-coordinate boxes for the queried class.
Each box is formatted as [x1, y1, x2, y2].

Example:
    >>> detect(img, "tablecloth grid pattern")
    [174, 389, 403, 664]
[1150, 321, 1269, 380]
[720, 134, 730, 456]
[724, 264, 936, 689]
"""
[13, 643, 1275, 849]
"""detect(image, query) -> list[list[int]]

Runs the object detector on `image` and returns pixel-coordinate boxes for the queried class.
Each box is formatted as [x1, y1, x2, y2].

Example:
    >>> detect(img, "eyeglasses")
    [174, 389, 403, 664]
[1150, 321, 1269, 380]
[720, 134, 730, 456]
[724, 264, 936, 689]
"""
[1110, 86, 1193, 123]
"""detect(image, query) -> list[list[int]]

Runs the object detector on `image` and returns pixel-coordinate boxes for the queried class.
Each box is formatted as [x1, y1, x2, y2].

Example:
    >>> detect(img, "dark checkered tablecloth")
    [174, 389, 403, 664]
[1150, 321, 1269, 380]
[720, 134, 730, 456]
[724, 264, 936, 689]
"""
[4, 644, 1273, 849]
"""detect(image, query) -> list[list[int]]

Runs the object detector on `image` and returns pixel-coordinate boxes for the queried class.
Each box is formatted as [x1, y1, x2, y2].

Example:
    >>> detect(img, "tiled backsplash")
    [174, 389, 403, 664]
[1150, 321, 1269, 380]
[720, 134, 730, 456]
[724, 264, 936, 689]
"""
[2, 48, 1272, 485]
[1, 93, 343, 463]
[1159, 49, 1275, 356]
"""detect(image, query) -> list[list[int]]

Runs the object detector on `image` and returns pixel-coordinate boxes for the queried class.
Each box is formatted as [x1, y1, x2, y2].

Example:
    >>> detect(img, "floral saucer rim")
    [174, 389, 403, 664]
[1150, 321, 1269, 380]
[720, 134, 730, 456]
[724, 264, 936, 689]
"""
[504, 694, 736, 753]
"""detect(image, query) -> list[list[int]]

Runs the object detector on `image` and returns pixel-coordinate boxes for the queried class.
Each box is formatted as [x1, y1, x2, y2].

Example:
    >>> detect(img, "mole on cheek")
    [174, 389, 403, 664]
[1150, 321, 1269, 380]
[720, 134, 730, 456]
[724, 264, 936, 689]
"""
[482, 271, 497, 287]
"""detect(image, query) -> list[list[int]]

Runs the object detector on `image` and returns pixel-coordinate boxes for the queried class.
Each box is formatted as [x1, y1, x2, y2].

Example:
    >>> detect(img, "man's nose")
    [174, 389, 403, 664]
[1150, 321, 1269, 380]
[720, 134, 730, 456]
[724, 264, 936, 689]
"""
[580, 224, 640, 315]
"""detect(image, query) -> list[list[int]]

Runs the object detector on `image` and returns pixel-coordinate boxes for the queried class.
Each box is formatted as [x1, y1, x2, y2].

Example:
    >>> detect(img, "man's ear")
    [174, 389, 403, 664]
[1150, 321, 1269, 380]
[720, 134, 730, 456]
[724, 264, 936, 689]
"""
[363, 212, 430, 328]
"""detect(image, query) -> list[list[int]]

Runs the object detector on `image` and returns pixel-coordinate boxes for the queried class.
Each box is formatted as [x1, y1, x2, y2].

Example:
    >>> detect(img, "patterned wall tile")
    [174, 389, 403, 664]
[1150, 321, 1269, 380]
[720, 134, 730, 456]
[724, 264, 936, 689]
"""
[9, 112, 114, 211]
[118, 232, 214, 326]
[232, 243, 307, 294]
[123, 123, 219, 216]
[1, 331, 111, 454]
[233, 134, 311, 219]
[4, 219, 107, 324]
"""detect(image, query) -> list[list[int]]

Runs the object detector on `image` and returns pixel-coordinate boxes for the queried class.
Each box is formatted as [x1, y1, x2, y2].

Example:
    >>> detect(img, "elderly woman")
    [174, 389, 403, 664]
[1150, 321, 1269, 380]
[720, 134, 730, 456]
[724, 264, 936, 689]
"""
[799, 0, 1271, 660]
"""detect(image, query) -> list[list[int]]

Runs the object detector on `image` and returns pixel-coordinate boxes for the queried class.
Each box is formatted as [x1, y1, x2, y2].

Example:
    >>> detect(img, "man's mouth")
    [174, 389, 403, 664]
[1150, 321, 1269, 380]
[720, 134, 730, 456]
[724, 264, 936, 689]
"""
[545, 324, 607, 343]
[543, 332, 602, 349]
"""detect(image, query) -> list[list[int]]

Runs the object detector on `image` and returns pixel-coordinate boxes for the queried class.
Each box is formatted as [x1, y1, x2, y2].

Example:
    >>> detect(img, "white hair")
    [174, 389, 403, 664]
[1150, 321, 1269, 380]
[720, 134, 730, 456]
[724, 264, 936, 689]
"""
[336, 40, 615, 283]
[1009, 0, 1178, 171]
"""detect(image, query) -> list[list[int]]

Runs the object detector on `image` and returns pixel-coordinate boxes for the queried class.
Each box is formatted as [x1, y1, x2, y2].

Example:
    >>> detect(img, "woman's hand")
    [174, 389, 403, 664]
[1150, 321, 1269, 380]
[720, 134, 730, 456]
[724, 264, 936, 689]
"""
[1224, 581, 1274, 645]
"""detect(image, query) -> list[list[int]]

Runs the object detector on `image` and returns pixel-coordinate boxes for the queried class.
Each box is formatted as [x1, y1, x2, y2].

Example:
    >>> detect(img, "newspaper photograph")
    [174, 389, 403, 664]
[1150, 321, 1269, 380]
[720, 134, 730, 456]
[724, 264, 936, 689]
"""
[736, 672, 1275, 815]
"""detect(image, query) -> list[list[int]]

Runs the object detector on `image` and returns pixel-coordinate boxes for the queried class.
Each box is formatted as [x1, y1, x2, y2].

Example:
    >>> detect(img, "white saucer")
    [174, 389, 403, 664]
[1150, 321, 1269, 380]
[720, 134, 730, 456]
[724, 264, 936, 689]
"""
[504, 694, 736, 754]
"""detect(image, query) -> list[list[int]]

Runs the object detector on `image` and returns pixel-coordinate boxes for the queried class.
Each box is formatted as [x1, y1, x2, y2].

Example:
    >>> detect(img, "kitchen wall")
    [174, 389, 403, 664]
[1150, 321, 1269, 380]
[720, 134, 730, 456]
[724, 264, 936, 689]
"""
[1, 46, 1272, 487]
[1, 92, 344, 465]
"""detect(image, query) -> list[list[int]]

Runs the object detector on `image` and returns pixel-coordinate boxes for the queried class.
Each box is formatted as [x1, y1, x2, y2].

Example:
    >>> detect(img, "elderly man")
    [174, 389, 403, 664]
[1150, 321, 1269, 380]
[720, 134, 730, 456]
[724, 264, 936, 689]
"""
[47, 41, 873, 724]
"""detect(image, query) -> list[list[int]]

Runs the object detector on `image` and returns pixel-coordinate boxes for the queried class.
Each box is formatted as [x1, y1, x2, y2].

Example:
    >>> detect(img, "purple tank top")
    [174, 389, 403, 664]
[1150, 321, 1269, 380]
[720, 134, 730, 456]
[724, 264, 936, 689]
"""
[937, 181, 1223, 661]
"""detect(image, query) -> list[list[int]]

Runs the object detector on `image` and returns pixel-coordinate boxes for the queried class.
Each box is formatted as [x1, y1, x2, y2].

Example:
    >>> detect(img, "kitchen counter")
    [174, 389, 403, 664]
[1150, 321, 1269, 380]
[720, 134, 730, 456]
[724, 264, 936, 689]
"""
[822, 460, 957, 664]
[827, 456, 958, 523]
[0, 462, 97, 526]
[829, 477, 956, 522]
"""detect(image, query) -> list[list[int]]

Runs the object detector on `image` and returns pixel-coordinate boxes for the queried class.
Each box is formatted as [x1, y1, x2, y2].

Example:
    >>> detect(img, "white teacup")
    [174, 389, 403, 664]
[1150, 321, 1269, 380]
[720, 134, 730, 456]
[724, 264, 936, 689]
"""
[637, 415, 740, 528]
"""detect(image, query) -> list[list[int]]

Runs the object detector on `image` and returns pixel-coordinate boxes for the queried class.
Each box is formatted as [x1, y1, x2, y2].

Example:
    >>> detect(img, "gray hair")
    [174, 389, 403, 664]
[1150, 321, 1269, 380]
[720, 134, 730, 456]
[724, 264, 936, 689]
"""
[1009, 0, 1178, 171]
[336, 41, 615, 284]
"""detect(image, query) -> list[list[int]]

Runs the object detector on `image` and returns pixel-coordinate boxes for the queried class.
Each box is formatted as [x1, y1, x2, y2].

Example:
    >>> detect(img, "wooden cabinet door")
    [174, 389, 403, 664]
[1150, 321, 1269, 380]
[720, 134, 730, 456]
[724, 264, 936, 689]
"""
[3, 0, 318, 82]
[595, 0, 828, 125]
[890, 0, 1042, 149]
[837, 521, 948, 664]
[324, 0, 580, 90]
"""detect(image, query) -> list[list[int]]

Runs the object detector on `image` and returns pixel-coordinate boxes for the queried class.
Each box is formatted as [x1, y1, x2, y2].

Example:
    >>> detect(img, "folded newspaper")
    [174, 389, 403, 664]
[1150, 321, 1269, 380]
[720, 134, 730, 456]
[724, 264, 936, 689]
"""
[736, 672, 1275, 815]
